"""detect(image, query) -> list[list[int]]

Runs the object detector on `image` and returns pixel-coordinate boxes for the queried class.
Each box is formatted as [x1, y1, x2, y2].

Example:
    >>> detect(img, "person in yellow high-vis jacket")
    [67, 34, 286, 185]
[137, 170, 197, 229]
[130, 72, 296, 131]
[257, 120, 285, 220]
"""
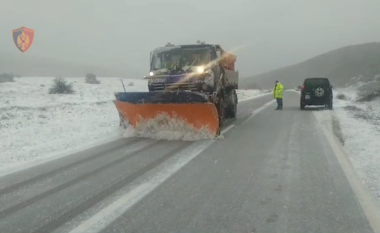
[273, 80, 284, 110]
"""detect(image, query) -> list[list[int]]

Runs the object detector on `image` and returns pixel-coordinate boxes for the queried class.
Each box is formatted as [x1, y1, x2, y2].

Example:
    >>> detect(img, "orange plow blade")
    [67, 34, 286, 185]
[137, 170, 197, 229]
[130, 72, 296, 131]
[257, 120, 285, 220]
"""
[113, 92, 220, 137]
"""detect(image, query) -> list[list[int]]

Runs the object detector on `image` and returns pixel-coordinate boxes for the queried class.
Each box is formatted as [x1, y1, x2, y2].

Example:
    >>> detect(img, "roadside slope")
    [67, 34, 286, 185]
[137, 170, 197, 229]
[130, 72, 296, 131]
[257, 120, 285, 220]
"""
[241, 42, 380, 89]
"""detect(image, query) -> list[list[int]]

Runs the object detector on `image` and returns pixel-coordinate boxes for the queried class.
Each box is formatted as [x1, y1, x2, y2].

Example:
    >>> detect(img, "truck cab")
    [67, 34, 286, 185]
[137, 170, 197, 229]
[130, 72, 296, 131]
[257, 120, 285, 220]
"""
[146, 44, 236, 93]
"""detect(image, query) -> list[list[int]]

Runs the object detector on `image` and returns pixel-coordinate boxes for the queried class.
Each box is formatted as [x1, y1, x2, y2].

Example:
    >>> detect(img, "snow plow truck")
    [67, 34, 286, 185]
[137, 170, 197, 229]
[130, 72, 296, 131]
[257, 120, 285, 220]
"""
[113, 43, 239, 136]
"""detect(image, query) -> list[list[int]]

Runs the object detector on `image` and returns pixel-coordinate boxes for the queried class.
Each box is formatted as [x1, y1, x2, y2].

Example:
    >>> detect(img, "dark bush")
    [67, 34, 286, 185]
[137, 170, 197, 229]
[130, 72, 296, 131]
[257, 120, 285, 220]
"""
[165, 42, 175, 47]
[85, 73, 100, 84]
[48, 77, 74, 94]
[336, 93, 347, 100]
[356, 81, 380, 102]
[344, 105, 379, 122]
[0, 73, 15, 83]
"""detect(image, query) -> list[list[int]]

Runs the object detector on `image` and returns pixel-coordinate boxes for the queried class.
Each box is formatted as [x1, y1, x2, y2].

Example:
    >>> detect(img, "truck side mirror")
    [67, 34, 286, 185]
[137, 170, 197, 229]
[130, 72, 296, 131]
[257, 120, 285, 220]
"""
[149, 51, 153, 66]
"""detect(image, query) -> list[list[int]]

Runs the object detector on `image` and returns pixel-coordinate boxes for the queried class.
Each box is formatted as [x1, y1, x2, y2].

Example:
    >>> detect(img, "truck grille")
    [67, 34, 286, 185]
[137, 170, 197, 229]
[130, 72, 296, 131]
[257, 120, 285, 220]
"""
[151, 82, 199, 91]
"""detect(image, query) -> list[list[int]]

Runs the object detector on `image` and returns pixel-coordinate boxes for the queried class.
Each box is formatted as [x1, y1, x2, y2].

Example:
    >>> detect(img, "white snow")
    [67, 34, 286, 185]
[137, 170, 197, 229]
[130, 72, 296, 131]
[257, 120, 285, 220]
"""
[0, 77, 146, 169]
[331, 87, 380, 202]
[122, 113, 216, 141]
[237, 89, 271, 101]
[0, 77, 263, 169]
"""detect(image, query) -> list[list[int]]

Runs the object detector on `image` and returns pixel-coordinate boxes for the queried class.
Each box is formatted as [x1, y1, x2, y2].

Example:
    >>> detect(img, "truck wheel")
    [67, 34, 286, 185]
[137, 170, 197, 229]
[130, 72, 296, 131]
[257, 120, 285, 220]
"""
[215, 128, 221, 136]
[217, 96, 225, 127]
[229, 104, 237, 118]
[225, 90, 237, 118]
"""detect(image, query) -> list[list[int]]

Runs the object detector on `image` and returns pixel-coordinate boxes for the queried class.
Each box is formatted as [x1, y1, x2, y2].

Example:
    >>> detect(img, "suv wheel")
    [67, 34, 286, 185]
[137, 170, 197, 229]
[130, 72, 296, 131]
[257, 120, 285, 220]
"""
[327, 101, 333, 110]
[300, 102, 305, 110]
[315, 87, 325, 97]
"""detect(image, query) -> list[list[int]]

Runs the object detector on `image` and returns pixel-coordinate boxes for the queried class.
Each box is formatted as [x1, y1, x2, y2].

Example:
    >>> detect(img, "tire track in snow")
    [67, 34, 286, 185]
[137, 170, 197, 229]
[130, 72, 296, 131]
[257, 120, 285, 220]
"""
[0, 140, 161, 220]
[30, 141, 192, 233]
[0, 137, 143, 196]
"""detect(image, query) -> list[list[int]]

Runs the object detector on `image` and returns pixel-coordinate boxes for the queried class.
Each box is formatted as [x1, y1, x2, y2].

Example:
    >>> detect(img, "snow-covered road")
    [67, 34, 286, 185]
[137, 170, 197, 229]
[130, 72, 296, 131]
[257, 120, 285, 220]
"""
[2, 77, 380, 225]
[0, 91, 378, 233]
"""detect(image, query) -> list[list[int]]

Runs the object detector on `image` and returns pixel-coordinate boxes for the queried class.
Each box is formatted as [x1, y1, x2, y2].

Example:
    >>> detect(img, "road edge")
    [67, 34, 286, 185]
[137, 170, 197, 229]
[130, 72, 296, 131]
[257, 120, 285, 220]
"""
[313, 111, 380, 233]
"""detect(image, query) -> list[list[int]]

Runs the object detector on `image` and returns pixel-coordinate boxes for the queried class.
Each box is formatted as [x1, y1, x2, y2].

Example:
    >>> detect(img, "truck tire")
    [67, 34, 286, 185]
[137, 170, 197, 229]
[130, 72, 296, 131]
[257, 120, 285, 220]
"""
[225, 89, 237, 118]
[217, 96, 225, 127]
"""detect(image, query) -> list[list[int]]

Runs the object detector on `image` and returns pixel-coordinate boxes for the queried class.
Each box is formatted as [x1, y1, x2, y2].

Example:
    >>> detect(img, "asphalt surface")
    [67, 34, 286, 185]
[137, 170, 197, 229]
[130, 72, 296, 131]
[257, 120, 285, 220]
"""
[0, 92, 376, 233]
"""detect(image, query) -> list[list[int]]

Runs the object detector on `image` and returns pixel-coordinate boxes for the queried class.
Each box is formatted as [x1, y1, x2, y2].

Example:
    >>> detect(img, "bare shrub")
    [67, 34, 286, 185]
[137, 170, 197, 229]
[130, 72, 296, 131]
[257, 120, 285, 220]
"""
[85, 73, 100, 84]
[356, 81, 380, 102]
[48, 77, 74, 94]
[336, 93, 347, 100]
[0, 73, 15, 83]
[344, 105, 378, 121]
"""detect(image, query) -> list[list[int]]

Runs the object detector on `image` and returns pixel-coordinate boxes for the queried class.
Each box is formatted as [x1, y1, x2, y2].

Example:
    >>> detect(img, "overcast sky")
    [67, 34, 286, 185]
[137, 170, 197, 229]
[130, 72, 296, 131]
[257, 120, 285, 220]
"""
[1, 0, 380, 77]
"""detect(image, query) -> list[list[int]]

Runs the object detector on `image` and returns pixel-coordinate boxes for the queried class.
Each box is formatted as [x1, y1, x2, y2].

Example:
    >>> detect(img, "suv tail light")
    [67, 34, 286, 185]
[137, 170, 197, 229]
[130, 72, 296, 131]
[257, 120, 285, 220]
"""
[329, 85, 332, 89]
[302, 85, 305, 90]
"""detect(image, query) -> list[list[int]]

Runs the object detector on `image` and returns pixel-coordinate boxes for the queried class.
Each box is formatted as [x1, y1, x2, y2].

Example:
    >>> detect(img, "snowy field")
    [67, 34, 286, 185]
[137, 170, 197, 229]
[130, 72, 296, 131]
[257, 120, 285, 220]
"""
[330, 86, 380, 202]
[0, 77, 268, 169]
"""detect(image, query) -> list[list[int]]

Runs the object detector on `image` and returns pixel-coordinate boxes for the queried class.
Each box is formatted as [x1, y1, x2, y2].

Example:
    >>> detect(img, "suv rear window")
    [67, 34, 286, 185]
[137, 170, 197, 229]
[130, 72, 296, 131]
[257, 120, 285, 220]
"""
[304, 78, 330, 87]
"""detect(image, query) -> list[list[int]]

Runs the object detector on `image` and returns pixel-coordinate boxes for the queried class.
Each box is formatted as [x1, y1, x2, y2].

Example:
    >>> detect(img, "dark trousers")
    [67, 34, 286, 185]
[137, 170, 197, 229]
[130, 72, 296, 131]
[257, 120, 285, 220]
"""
[276, 98, 283, 109]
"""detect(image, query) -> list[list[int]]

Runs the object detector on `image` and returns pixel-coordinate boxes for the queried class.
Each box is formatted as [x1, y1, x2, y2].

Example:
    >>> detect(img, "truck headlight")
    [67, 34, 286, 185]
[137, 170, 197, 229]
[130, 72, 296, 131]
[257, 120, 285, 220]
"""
[196, 66, 205, 73]
[149, 72, 154, 76]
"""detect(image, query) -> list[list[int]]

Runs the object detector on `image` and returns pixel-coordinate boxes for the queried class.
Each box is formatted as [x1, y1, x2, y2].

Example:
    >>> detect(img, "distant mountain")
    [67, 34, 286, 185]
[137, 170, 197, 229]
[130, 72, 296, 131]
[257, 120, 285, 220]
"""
[240, 42, 380, 89]
[0, 52, 133, 78]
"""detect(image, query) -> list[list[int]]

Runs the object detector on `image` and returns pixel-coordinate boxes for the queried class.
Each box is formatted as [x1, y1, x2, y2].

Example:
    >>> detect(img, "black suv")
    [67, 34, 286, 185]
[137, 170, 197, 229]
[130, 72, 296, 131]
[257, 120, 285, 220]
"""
[300, 77, 333, 110]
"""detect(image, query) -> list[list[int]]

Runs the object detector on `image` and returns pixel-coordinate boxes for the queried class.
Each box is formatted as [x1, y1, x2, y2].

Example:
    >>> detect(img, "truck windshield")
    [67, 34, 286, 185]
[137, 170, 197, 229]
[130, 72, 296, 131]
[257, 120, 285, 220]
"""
[151, 47, 210, 71]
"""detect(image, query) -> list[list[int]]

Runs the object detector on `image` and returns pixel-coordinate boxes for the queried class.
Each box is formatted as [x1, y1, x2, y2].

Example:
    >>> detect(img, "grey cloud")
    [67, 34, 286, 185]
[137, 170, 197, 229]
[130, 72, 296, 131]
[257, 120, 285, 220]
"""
[1, 0, 380, 77]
